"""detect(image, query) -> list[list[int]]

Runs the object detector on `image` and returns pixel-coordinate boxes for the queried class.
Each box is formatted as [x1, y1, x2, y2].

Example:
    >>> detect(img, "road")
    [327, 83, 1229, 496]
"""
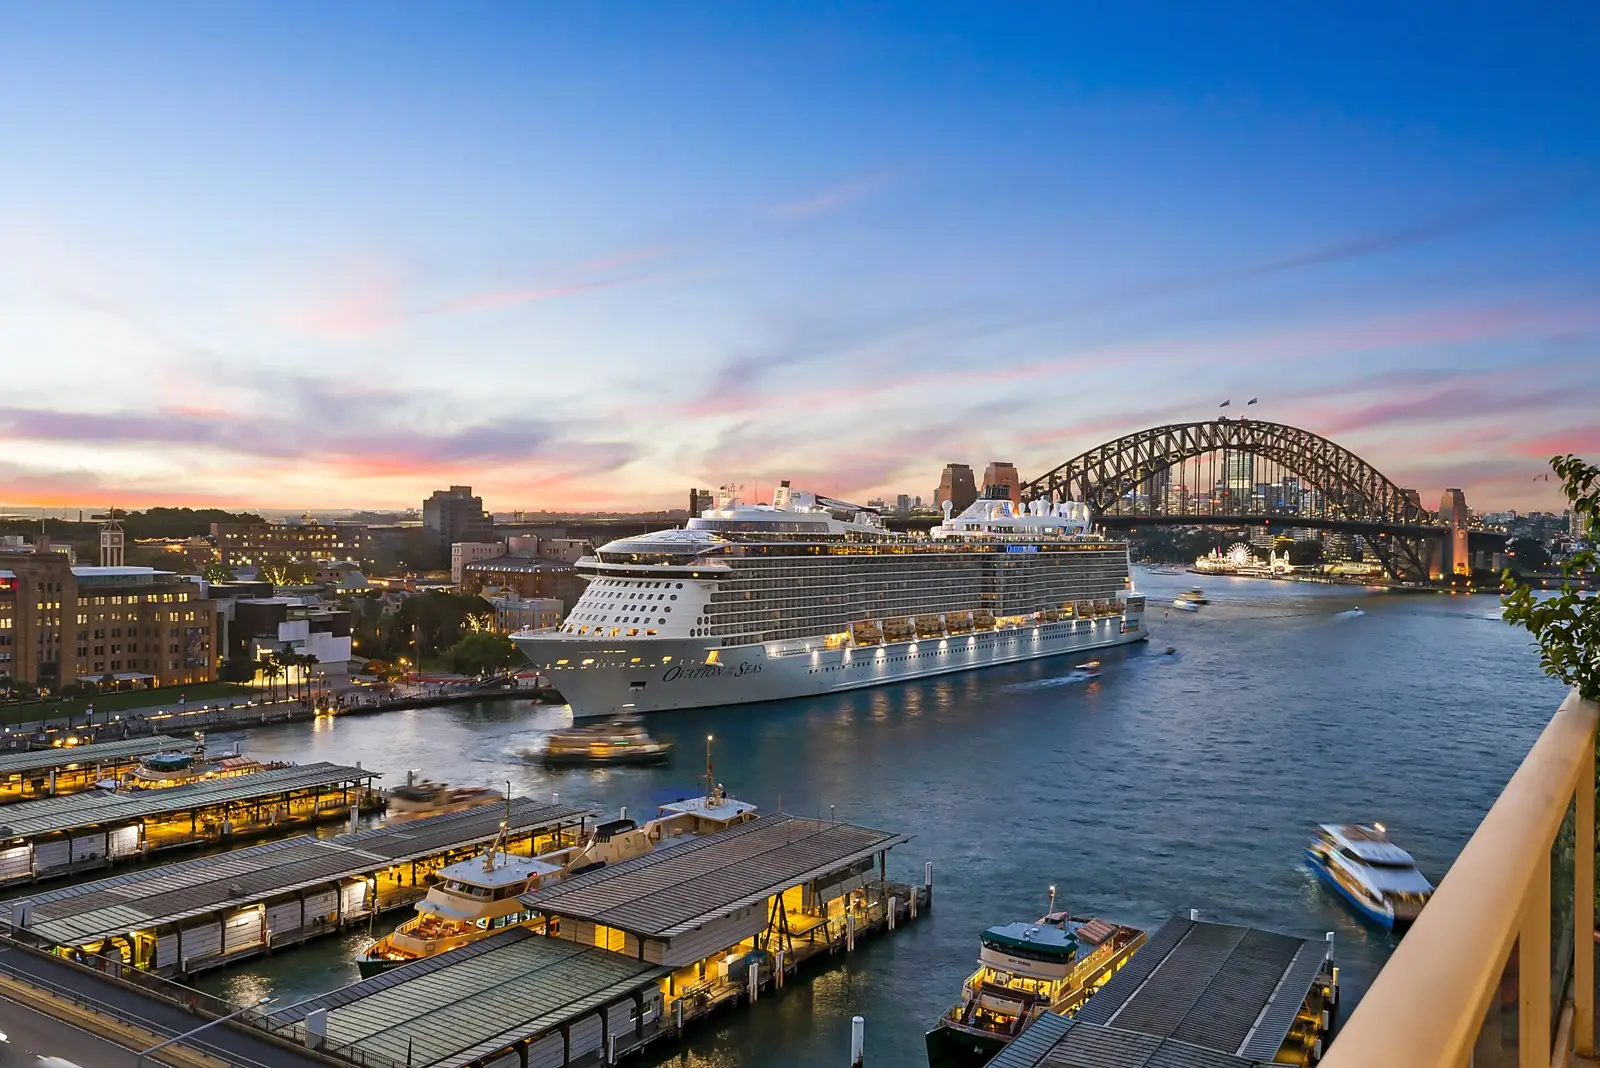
[0, 992, 139, 1066]
[0, 948, 323, 1068]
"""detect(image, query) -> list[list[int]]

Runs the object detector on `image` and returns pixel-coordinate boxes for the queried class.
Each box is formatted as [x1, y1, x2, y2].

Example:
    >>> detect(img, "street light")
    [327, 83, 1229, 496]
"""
[136, 996, 274, 1066]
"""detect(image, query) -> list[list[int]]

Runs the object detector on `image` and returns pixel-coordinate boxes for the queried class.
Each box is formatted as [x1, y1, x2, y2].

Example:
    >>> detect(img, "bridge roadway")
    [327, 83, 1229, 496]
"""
[1095, 513, 1447, 538]
[1, 989, 145, 1066]
[0, 943, 324, 1068]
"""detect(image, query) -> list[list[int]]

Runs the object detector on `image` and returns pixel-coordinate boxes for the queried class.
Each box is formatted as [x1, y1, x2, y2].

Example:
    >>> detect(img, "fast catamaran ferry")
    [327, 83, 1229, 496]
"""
[512, 482, 1147, 716]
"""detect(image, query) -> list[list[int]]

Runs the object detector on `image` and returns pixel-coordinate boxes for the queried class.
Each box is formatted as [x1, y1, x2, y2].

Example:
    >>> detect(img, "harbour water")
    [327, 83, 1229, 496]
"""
[193, 573, 1562, 1066]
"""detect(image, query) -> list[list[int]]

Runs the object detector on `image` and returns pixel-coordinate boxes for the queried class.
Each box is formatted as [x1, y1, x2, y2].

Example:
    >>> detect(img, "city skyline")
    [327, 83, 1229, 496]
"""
[3, 4, 1598, 513]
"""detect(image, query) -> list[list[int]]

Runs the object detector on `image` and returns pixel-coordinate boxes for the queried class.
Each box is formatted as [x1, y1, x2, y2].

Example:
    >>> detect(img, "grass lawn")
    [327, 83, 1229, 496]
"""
[0, 682, 255, 727]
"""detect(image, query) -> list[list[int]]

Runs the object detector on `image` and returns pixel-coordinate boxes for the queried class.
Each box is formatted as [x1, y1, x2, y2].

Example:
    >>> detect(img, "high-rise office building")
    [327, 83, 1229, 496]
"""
[1223, 451, 1254, 491]
[423, 486, 493, 548]
[935, 463, 978, 513]
[981, 461, 1022, 505]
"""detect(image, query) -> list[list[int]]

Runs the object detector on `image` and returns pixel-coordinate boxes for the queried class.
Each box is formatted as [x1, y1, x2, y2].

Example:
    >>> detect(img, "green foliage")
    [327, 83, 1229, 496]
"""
[202, 564, 236, 584]
[0, 675, 39, 702]
[120, 507, 265, 540]
[1502, 454, 1600, 702]
[1506, 536, 1552, 573]
[218, 656, 257, 684]
[446, 632, 520, 676]
[1286, 540, 1324, 567]
[258, 557, 318, 587]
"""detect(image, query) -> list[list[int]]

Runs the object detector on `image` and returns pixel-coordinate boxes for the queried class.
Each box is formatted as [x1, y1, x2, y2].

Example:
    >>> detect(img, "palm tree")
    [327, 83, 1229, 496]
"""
[294, 651, 319, 703]
[262, 653, 286, 704]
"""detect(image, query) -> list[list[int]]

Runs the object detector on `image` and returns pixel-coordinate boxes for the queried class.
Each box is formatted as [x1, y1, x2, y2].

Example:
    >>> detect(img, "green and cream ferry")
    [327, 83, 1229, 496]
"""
[925, 912, 1147, 1068]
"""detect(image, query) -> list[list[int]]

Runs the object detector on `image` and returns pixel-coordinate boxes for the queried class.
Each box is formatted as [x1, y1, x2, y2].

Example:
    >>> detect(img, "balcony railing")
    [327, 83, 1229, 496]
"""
[1324, 690, 1598, 1067]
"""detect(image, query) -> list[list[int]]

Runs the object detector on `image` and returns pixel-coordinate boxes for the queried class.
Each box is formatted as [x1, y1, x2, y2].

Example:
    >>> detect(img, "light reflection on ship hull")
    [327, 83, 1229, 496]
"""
[516, 621, 1148, 717]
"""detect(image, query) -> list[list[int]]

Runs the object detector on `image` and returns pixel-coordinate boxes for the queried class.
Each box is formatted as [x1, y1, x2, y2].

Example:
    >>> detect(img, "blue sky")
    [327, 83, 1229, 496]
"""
[1, 3, 1597, 512]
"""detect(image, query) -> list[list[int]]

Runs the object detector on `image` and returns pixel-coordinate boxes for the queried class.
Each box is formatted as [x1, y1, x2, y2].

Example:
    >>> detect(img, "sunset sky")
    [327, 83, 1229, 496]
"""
[2, 4, 1598, 514]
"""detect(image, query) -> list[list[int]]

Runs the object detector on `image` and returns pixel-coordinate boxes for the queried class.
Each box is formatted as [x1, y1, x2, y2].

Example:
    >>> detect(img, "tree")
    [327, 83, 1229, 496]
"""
[259, 557, 317, 587]
[1, 674, 38, 702]
[1284, 540, 1323, 567]
[363, 660, 405, 687]
[219, 656, 256, 684]
[203, 564, 236, 584]
[446, 632, 520, 676]
[1502, 454, 1600, 703]
[1506, 536, 1552, 574]
[261, 653, 286, 703]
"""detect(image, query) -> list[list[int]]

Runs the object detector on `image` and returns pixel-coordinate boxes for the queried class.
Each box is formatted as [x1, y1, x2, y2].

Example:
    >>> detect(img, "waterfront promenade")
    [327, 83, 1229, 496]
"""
[0, 674, 558, 748]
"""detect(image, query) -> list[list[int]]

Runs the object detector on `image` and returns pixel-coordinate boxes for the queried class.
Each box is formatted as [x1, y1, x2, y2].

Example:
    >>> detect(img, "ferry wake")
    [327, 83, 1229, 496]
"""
[512, 483, 1148, 716]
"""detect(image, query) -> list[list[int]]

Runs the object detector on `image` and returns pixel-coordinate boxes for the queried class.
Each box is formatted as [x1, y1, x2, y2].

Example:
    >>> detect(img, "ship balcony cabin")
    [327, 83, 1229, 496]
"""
[1320, 691, 1600, 1067]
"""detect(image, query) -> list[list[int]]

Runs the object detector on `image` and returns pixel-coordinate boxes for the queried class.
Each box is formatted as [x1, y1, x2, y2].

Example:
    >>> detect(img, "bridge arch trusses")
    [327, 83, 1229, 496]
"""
[1020, 419, 1431, 527]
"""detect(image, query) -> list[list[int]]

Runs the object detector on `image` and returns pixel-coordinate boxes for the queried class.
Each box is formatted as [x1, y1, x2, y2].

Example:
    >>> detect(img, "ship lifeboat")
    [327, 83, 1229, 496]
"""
[850, 620, 883, 645]
[972, 610, 997, 630]
[1037, 608, 1061, 623]
[944, 611, 974, 634]
[914, 614, 946, 638]
[882, 617, 915, 643]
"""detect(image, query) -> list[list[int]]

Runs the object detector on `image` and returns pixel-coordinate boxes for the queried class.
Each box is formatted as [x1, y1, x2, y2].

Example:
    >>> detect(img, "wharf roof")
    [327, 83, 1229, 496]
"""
[1009, 915, 1331, 1066]
[266, 927, 665, 1068]
[0, 762, 375, 839]
[520, 812, 908, 939]
[986, 1013, 1263, 1068]
[0, 798, 592, 945]
[0, 736, 186, 778]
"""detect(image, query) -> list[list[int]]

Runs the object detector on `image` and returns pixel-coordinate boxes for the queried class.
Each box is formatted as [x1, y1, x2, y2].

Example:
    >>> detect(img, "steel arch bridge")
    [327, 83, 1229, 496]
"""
[1020, 418, 1443, 579]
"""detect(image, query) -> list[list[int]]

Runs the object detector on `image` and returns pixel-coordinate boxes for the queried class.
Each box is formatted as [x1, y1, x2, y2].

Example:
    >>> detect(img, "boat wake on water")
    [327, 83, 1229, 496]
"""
[1003, 665, 1104, 692]
[1334, 608, 1366, 619]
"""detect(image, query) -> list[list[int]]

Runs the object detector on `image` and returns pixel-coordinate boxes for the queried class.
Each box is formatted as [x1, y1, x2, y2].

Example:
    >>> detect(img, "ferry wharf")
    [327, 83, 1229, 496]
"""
[987, 913, 1339, 1068]
[0, 797, 591, 978]
[0, 761, 377, 887]
[256, 811, 930, 1068]
[0, 734, 187, 802]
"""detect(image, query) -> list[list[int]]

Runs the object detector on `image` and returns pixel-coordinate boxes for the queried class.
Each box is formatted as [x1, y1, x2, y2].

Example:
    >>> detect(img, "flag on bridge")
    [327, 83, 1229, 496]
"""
[1247, 397, 1258, 405]
[1219, 399, 1231, 408]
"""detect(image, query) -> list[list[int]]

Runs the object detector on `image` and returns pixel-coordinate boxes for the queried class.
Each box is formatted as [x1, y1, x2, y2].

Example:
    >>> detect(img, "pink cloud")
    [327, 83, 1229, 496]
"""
[289, 276, 402, 339]
[428, 279, 627, 316]
[767, 172, 894, 219]
[667, 296, 1600, 423]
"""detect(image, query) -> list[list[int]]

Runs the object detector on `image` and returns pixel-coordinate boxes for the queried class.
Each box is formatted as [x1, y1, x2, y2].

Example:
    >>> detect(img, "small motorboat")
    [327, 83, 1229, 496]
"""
[535, 715, 673, 767]
[1173, 588, 1206, 611]
[1075, 660, 1102, 678]
[1164, 646, 1177, 655]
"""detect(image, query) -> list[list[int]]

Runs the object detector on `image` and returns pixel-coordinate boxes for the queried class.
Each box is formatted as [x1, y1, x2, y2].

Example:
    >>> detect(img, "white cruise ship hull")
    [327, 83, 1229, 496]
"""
[516, 616, 1148, 717]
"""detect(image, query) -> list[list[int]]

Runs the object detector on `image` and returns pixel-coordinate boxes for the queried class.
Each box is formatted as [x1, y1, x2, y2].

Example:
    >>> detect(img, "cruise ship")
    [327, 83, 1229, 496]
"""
[512, 482, 1147, 717]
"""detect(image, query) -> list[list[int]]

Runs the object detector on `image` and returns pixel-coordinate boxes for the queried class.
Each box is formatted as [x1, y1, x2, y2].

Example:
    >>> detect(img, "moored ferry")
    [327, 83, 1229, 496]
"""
[356, 786, 757, 976]
[1305, 822, 1434, 928]
[513, 482, 1147, 717]
[925, 912, 1147, 1068]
